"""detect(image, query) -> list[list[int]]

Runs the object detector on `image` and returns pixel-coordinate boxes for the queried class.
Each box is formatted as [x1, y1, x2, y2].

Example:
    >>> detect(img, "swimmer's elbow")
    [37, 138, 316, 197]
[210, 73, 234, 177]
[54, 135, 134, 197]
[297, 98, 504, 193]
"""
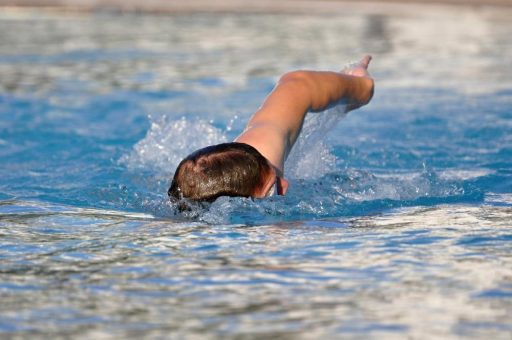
[277, 71, 315, 108]
[277, 71, 327, 111]
[278, 70, 313, 87]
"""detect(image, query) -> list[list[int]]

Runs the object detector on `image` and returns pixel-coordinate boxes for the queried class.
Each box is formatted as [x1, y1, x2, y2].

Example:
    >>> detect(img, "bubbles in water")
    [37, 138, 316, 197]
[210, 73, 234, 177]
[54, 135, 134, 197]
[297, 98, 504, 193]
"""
[120, 114, 228, 174]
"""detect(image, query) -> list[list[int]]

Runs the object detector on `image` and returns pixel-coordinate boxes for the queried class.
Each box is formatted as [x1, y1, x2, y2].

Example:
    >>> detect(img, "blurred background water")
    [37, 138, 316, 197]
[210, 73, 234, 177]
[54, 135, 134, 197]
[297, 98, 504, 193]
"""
[0, 3, 511, 338]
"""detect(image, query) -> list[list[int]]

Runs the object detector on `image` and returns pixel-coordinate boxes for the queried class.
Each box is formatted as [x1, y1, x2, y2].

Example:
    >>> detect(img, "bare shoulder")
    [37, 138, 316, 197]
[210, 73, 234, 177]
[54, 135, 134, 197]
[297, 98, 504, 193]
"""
[234, 123, 287, 172]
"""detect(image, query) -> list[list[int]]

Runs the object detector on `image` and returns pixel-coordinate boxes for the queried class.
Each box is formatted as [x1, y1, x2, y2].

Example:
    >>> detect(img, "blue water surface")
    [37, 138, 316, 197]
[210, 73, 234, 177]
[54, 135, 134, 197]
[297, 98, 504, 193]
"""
[0, 6, 511, 339]
[1, 48, 510, 223]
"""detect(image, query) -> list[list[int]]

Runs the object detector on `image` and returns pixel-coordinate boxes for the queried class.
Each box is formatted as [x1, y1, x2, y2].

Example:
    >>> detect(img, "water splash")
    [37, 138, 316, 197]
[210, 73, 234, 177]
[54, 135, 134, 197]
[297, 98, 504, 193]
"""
[117, 104, 483, 223]
[122, 100, 348, 182]
[120, 114, 228, 173]
[330, 168, 470, 202]
[285, 103, 347, 179]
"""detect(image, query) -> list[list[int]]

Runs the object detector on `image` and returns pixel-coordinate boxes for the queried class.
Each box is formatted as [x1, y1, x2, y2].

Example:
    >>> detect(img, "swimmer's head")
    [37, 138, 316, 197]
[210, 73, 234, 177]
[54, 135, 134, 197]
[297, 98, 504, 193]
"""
[168, 142, 274, 203]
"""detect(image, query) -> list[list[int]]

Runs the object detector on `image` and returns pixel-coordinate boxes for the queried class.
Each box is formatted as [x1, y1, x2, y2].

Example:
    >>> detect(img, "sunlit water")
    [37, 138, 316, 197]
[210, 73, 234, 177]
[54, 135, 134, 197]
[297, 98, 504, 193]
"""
[1, 4, 511, 338]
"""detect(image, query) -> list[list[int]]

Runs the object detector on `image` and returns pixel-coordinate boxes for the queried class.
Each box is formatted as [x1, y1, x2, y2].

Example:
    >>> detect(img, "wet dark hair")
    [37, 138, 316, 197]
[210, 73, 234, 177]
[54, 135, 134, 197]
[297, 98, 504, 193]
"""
[168, 142, 272, 203]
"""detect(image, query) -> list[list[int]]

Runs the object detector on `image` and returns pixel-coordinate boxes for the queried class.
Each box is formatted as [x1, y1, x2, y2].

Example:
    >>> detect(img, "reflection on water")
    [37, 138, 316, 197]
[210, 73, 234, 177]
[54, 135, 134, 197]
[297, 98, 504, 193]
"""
[1, 200, 511, 338]
[1, 3, 512, 339]
[1, 6, 511, 97]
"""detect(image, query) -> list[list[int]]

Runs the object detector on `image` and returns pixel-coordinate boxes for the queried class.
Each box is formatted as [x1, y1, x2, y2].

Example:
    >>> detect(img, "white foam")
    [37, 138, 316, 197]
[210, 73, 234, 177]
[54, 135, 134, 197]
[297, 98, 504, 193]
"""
[438, 169, 493, 180]
[332, 169, 466, 202]
[120, 114, 228, 174]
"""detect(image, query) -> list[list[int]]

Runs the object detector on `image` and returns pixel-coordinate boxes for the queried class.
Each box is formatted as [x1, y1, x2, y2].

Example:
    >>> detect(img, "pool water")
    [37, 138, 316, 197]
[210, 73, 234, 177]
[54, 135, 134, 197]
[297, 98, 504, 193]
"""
[1, 4, 511, 338]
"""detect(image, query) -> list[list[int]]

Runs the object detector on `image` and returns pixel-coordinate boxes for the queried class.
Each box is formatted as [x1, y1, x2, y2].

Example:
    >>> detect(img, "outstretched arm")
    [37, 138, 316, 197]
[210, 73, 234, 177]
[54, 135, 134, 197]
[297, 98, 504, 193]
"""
[235, 55, 374, 174]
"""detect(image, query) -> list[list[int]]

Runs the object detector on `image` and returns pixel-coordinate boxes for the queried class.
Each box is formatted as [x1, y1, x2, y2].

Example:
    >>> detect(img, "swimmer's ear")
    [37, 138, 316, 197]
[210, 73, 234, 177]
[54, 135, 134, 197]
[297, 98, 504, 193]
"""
[277, 177, 289, 196]
[260, 172, 277, 197]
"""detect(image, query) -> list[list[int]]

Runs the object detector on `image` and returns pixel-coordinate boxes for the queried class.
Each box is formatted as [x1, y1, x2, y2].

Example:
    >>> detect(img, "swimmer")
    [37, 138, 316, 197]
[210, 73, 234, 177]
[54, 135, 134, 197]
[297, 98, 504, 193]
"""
[169, 55, 374, 203]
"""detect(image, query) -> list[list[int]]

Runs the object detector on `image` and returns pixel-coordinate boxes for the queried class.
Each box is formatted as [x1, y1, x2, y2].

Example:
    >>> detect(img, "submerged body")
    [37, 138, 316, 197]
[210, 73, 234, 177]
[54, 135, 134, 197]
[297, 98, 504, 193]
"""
[169, 56, 374, 202]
